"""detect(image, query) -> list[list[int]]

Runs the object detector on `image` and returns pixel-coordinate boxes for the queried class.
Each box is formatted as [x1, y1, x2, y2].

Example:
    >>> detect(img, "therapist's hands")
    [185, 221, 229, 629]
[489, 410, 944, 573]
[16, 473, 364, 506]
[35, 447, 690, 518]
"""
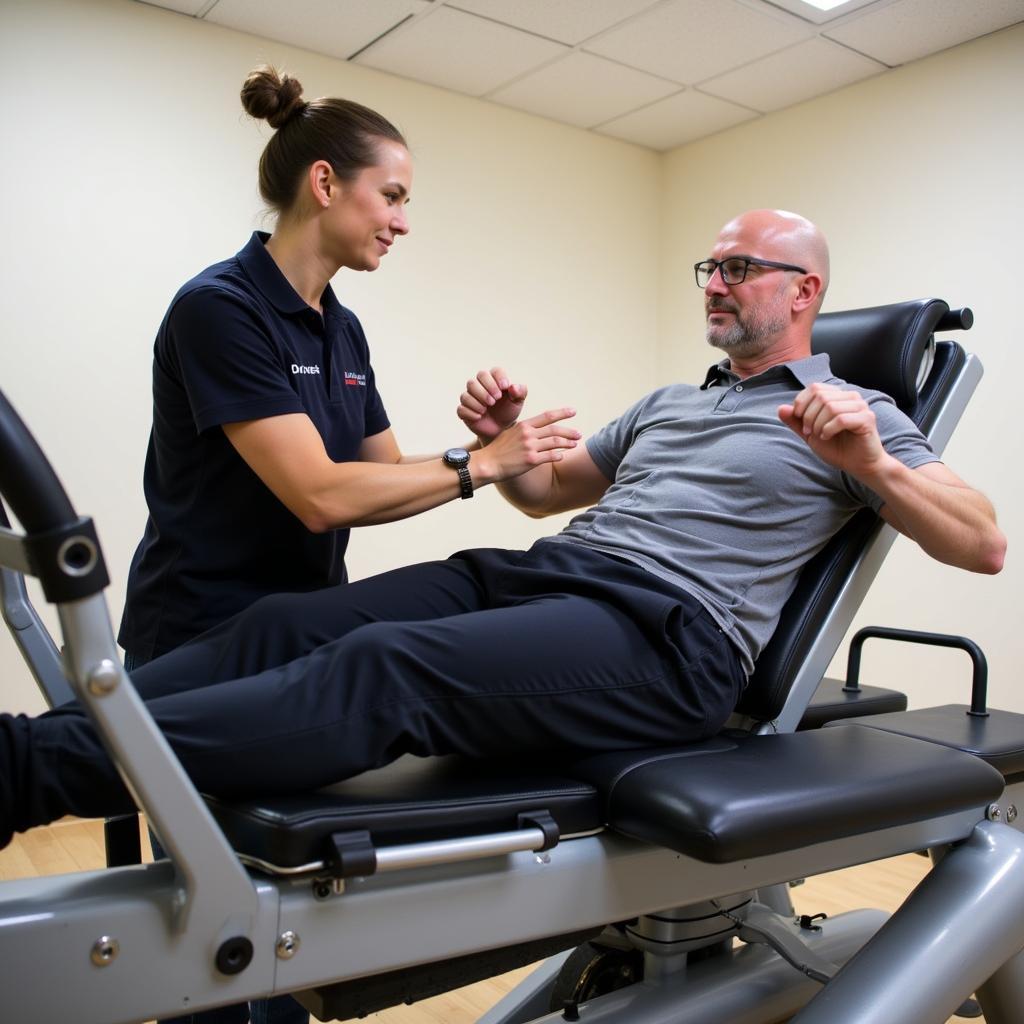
[458, 367, 528, 443]
[458, 365, 581, 484]
[471, 407, 580, 485]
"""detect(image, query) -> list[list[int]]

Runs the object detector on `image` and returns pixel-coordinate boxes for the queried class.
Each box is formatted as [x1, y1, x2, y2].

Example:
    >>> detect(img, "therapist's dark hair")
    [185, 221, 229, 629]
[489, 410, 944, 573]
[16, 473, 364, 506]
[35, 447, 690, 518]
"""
[241, 66, 407, 215]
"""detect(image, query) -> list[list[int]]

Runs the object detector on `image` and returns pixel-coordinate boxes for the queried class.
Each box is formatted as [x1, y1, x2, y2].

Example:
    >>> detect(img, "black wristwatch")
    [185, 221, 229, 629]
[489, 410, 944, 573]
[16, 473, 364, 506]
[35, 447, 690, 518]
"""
[443, 447, 474, 500]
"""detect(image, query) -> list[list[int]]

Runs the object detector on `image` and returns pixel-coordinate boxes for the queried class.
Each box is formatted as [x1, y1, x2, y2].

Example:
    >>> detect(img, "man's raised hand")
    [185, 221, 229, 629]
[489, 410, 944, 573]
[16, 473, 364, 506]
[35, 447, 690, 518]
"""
[458, 367, 528, 443]
[779, 382, 887, 480]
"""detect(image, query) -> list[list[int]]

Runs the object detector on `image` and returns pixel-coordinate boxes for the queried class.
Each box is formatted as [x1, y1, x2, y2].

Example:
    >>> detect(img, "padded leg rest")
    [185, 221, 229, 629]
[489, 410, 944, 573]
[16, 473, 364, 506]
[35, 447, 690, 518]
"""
[209, 729, 1002, 877]
[568, 727, 1002, 863]
[205, 754, 603, 873]
[826, 705, 1024, 778]
[798, 677, 907, 730]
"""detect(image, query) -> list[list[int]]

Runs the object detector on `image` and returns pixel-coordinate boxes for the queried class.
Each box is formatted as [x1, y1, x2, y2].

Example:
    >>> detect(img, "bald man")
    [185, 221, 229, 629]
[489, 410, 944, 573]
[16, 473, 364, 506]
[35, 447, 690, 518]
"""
[0, 211, 1005, 846]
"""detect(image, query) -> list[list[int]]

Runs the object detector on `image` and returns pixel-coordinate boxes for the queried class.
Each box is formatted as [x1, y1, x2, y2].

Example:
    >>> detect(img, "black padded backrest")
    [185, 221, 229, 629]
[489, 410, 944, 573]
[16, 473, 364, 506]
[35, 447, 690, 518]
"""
[812, 299, 943, 414]
[735, 298, 966, 722]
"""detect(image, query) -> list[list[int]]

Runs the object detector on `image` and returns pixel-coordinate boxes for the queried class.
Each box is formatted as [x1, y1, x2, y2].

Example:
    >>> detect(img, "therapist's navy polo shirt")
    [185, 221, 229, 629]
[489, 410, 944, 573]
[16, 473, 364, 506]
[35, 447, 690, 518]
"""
[118, 232, 390, 660]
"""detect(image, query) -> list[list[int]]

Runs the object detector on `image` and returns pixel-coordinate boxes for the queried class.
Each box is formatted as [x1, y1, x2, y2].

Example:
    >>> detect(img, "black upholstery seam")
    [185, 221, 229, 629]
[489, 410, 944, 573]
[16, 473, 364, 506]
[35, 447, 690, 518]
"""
[604, 745, 737, 796]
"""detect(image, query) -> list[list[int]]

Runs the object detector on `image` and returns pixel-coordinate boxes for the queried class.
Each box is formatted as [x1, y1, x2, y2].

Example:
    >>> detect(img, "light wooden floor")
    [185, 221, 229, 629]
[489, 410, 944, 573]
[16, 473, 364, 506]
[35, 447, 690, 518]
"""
[0, 819, 981, 1023]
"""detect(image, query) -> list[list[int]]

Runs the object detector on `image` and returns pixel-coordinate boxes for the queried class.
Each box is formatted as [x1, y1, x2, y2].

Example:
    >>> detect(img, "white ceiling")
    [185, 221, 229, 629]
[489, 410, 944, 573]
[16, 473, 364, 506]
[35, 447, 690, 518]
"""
[140, 0, 1024, 151]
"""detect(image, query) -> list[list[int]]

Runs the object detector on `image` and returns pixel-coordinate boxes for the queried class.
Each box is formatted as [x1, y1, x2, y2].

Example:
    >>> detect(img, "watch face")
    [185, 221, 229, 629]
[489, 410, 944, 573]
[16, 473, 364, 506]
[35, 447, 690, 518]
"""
[444, 447, 470, 467]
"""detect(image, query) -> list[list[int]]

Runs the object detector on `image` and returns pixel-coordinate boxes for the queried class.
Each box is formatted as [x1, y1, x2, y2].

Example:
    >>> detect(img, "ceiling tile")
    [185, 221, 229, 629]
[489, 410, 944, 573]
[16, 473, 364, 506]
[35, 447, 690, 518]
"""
[701, 37, 885, 113]
[138, 0, 211, 14]
[205, 0, 430, 61]
[355, 6, 567, 96]
[583, 0, 811, 85]
[824, 0, 1024, 66]
[141, 0, 1022, 151]
[490, 52, 680, 128]
[596, 89, 758, 151]
[446, 0, 662, 45]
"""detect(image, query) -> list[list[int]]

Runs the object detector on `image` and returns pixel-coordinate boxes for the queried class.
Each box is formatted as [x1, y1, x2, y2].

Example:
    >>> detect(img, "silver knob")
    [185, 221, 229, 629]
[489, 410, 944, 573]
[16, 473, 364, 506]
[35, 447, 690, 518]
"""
[87, 660, 121, 696]
[91, 935, 119, 966]
[276, 931, 300, 959]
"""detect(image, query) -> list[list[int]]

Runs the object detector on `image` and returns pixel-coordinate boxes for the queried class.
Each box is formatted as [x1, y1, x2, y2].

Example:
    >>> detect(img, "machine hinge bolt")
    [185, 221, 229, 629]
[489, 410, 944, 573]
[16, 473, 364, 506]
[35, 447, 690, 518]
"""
[276, 931, 300, 959]
[1007, 805, 1018, 823]
[86, 659, 121, 696]
[987, 803, 1002, 821]
[312, 877, 344, 899]
[91, 935, 120, 966]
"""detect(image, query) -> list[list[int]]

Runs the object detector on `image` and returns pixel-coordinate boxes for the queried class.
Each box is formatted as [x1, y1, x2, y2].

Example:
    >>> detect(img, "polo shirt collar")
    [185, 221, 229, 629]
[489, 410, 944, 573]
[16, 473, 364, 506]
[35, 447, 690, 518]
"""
[785, 353, 835, 387]
[236, 231, 341, 317]
[701, 352, 833, 390]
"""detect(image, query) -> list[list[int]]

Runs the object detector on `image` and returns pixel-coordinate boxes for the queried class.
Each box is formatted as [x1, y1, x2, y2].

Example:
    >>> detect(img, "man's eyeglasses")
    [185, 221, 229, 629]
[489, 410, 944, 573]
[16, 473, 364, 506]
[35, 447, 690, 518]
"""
[694, 257, 807, 288]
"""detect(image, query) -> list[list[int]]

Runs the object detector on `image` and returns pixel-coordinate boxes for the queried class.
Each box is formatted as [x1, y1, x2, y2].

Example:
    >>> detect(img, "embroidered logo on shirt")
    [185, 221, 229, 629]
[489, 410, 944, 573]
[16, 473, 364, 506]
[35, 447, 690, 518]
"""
[291, 364, 321, 375]
[344, 371, 367, 387]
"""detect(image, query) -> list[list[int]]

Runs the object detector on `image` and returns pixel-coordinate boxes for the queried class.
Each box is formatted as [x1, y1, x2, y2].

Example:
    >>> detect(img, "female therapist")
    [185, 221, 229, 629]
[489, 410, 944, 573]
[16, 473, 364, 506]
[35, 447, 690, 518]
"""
[117, 67, 579, 1024]
[120, 65, 575, 665]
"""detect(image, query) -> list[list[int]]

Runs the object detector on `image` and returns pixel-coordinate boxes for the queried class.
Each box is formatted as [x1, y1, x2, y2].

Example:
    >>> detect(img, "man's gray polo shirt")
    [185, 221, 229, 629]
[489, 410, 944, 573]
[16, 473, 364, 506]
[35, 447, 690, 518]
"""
[553, 354, 937, 676]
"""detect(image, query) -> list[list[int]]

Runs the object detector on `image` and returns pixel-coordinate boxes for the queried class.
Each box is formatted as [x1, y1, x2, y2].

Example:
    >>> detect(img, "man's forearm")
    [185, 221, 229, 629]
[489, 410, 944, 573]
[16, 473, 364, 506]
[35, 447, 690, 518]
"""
[486, 432, 610, 518]
[865, 456, 1005, 573]
[495, 463, 558, 517]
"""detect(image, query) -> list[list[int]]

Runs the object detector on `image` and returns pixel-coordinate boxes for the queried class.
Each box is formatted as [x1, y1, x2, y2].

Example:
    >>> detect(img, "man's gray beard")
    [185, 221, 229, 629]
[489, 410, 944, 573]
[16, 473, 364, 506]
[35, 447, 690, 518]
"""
[706, 303, 789, 358]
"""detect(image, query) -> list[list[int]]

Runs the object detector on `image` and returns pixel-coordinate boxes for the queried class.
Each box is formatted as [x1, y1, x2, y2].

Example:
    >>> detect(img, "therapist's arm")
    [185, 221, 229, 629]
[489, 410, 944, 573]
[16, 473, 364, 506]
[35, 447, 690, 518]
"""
[222, 411, 578, 532]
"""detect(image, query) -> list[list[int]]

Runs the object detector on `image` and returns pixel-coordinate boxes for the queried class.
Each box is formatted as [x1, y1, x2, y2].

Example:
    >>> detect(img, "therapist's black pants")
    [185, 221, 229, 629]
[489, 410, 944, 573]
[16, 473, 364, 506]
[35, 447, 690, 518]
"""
[17, 542, 745, 828]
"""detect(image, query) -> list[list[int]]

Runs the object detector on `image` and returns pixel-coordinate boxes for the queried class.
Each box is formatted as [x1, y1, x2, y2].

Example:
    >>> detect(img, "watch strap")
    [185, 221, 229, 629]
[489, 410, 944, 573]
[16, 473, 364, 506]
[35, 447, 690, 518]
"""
[454, 463, 473, 500]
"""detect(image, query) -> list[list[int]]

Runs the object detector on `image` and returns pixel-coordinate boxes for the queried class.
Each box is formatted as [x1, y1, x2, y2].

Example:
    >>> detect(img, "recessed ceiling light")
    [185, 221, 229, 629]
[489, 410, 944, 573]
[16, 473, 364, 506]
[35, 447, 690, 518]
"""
[766, 0, 882, 24]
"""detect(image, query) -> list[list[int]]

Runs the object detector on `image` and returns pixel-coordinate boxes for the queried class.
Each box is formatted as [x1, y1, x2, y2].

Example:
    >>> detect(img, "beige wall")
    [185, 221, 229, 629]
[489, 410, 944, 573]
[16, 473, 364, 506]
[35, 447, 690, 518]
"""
[0, 0, 660, 712]
[0, 0, 1019, 718]
[660, 23, 1023, 713]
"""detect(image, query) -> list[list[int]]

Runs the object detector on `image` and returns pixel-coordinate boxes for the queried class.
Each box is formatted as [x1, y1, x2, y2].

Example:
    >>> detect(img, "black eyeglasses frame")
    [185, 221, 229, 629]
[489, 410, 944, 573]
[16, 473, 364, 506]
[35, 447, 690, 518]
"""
[694, 256, 808, 288]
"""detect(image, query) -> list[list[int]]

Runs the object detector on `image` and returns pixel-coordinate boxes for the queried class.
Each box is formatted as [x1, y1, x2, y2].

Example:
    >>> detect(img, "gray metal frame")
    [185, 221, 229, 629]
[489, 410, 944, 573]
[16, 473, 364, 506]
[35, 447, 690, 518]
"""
[1, 557, 72, 706]
[0, 807, 1021, 1023]
[57, 593, 261, 937]
[4, 347, 1024, 1024]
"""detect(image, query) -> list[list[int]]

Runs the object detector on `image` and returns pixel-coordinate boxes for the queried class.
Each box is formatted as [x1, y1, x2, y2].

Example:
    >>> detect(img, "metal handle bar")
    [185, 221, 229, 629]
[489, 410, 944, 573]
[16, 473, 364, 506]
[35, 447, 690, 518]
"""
[845, 625, 988, 717]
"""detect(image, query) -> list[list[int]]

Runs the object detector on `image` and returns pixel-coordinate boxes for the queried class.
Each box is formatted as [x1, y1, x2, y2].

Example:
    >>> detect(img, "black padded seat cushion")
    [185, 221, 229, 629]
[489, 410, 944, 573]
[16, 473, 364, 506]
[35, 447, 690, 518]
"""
[798, 677, 907, 730]
[205, 754, 602, 870]
[827, 706, 1024, 777]
[208, 727, 1002, 871]
[567, 727, 1002, 864]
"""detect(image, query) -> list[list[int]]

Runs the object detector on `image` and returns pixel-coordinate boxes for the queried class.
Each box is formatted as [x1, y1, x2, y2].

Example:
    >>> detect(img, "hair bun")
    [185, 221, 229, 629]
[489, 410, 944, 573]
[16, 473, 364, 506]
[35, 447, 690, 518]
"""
[241, 66, 306, 129]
